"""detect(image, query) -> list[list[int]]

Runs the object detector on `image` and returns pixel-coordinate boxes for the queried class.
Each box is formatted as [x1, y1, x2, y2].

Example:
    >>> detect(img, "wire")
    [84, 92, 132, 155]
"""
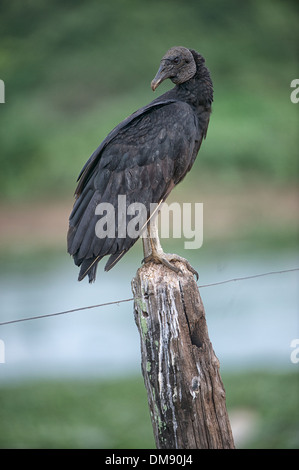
[0, 267, 298, 327]
[0, 298, 134, 326]
[197, 267, 299, 288]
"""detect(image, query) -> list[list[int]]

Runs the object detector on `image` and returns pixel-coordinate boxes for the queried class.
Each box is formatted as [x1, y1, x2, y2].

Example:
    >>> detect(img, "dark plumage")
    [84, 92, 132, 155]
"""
[67, 46, 213, 282]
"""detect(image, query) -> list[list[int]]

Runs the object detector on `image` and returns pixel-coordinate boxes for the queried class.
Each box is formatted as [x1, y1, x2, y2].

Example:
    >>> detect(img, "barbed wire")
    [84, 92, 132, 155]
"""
[0, 267, 298, 327]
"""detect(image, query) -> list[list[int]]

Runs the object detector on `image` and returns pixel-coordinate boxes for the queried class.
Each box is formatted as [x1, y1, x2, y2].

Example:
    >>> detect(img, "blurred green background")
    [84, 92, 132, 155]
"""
[0, 0, 298, 449]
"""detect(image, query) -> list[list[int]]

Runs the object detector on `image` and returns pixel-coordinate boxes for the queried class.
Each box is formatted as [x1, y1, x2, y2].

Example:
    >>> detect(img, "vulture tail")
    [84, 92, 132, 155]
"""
[78, 256, 102, 283]
[104, 251, 126, 272]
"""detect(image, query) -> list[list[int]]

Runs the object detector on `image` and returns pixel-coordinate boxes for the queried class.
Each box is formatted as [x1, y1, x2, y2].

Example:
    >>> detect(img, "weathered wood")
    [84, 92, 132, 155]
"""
[132, 261, 235, 449]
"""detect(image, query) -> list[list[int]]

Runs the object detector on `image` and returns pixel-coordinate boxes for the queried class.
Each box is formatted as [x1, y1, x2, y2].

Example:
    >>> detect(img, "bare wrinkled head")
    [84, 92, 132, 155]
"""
[151, 46, 196, 91]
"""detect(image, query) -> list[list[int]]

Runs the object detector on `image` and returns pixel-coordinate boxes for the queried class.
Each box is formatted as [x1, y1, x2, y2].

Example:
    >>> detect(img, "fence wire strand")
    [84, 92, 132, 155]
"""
[0, 267, 298, 327]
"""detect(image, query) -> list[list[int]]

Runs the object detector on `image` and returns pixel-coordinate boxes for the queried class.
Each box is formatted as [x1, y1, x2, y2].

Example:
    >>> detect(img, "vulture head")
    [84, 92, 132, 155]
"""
[151, 46, 197, 91]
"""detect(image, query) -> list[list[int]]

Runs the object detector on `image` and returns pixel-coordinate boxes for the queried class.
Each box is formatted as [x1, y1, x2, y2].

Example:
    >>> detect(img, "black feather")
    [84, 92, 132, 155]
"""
[67, 47, 213, 282]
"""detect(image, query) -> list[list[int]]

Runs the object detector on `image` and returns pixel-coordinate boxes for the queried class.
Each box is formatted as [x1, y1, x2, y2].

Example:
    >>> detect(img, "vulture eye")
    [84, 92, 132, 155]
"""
[173, 57, 180, 64]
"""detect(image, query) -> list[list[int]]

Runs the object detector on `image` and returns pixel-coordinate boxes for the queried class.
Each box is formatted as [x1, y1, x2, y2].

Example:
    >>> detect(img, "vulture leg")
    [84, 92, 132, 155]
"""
[142, 216, 199, 280]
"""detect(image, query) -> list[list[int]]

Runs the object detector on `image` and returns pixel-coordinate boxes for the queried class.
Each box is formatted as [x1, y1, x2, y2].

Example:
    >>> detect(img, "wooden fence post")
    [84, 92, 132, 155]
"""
[132, 260, 235, 449]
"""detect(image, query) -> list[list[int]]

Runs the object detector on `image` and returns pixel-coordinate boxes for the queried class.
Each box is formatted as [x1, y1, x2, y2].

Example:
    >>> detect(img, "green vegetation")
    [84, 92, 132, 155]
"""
[0, 0, 298, 200]
[225, 371, 299, 449]
[0, 372, 298, 449]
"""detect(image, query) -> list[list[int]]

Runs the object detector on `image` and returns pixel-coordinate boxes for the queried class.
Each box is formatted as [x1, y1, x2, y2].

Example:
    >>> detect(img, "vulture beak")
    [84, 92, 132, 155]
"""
[151, 62, 170, 91]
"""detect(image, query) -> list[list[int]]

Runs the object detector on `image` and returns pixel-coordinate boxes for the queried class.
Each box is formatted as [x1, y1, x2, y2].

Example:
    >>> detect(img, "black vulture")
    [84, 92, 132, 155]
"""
[67, 46, 213, 282]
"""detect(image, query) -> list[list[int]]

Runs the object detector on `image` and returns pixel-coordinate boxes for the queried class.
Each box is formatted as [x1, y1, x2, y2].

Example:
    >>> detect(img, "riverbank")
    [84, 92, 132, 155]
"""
[0, 180, 298, 256]
[0, 371, 297, 449]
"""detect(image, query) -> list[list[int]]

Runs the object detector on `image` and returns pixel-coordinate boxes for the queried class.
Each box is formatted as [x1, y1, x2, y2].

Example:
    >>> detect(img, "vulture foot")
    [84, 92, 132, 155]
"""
[143, 252, 199, 280]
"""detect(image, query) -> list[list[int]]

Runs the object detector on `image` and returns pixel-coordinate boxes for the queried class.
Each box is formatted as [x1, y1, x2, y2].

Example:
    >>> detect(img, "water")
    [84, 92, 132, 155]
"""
[0, 251, 298, 383]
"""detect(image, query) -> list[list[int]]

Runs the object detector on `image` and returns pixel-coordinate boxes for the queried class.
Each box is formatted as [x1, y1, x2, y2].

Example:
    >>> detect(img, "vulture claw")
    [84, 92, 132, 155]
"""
[142, 252, 198, 280]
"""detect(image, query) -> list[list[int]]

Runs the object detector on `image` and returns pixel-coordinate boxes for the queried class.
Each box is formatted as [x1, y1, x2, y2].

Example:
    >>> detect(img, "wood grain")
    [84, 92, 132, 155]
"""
[132, 261, 235, 449]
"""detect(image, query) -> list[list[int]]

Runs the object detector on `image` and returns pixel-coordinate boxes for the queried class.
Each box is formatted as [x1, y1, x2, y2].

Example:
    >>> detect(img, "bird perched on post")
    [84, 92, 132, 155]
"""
[67, 46, 213, 282]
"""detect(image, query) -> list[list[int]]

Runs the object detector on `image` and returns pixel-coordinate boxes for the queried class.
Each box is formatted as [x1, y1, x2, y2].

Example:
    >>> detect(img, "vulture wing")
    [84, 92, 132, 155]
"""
[67, 99, 202, 282]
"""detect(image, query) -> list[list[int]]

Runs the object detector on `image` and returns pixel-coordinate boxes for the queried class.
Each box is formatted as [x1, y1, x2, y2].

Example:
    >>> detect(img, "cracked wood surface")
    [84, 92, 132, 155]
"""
[132, 261, 235, 449]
